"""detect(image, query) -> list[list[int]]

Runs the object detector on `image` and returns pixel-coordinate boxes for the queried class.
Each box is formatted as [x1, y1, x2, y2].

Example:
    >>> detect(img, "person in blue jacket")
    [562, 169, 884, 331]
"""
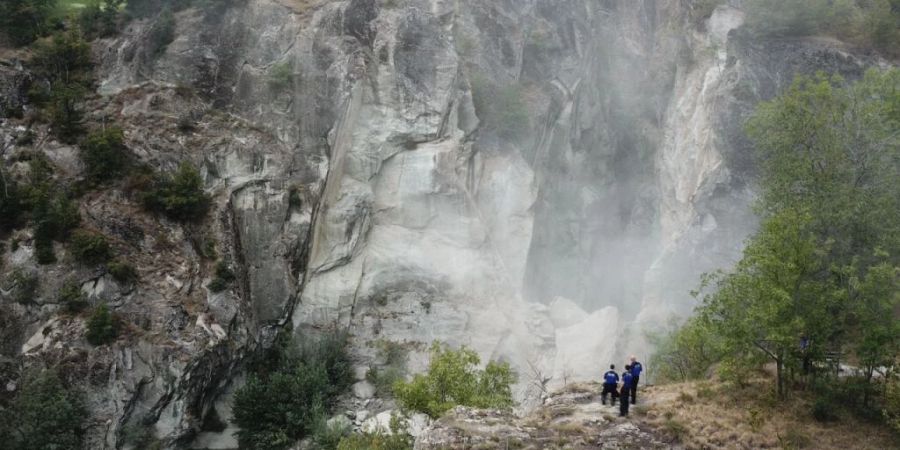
[629, 355, 643, 405]
[601, 364, 619, 405]
[620, 365, 633, 416]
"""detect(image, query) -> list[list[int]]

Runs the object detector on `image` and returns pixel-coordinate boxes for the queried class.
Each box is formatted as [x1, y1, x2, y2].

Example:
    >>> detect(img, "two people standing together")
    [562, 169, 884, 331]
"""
[600, 355, 643, 417]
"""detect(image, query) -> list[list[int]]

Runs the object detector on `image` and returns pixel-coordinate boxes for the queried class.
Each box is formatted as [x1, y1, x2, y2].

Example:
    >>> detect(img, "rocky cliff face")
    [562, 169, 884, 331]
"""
[0, 0, 889, 448]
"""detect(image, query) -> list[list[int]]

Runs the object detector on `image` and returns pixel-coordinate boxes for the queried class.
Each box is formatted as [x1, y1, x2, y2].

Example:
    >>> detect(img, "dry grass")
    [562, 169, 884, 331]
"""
[636, 380, 899, 450]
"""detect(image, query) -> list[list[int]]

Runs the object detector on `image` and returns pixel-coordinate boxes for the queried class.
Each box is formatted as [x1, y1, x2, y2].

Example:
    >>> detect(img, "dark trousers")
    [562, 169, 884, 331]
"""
[630, 376, 640, 404]
[601, 383, 619, 405]
[619, 387, 631, 416]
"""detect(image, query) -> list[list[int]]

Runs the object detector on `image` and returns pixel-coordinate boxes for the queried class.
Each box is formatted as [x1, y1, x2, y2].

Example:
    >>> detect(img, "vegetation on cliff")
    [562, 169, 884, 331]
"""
[653, 68, 900, 434]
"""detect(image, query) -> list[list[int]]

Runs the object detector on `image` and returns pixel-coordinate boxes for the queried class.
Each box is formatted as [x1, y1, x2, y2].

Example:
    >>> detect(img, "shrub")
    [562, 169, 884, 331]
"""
[0, 0, 57, 46]
[31, 188, 80, 265]
[48, 84, 88, 144]
[207, 260, 234, 292]
[311, 418, 350, 450]
[80, 126, 130, 184]
[141, 162, 212, 222]
[367, 340, 408, 397]
[85, 304, 119, 345]
[393, 342, 517, 419]
[469, 74, 530, 142]
[0, 370, 86, 450]
[108, 260, 138, 283]
[29, 28, 93, 143]
[0, 174, 23, 231]
[148, 9, 176, 55]
[4, 269, 40, 304]
[69, 229, 111, 264]
[268, 61, 295, 92]
[885, 374, 900, 434]
[811, 396, 839, 422]
[337, 416, 413, 450]
[232, 332, 353, 450]
[59, 279, 89, 312]
[207, 277, 228, 293]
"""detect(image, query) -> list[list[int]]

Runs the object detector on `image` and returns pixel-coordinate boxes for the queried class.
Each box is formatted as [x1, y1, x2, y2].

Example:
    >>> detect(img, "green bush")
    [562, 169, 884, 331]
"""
[268, 61, 295, 92]
[469, 74, 530, 142]
[108, 260, 138, 283]
[141, 162, 212, 222]
[366, 340, 408, 397]
[336, 415, 412, 450]
[0, 173, 23, 231]
[0, 370, 86, 450]
[336, 431, 412, 450]
[0, 0, 57, 46]
[885, 374, 900, 434]
[393, 342, 517, 419]
[811, 396, 839, 422]
[149, 9, 176, 55]
[25, 156, 81, 264]
[69, 229, 111, 264]
[47, 83, 88, 144]
[311, 418, 350, 450]
[4, 269, 40, 304]
[232, 332, 353, 450]
[29, 28, 93, 143]
[31, 188, 81, 265]
[85, 304, 119, 345]
[80, 126, 130, 184]
[207, 260, 234, 292]
[59, 279, 89, 312]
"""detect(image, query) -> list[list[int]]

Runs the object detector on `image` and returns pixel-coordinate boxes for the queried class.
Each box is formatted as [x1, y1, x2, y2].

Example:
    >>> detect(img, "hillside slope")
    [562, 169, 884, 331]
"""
[414, 380, 899, 450]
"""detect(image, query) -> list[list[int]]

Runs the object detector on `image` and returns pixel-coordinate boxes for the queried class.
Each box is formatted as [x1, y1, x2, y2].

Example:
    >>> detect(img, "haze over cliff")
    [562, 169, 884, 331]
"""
[0, 0, 894, 448]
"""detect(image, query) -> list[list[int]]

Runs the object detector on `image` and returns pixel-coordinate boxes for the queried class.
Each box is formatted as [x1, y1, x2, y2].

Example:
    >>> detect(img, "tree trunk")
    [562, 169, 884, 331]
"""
[776, 357, 784, 399]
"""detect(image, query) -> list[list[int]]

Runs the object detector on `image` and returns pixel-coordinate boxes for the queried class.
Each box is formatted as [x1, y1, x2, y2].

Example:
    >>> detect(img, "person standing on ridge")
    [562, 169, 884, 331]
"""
[601, 364, 619, 406]
[629, 355, 643, 405]
[620, 364, 633, 417]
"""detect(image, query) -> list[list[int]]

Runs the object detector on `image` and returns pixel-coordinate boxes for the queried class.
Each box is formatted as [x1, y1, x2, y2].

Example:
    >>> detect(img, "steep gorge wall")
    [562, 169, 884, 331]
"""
[0, 0, 889, 448]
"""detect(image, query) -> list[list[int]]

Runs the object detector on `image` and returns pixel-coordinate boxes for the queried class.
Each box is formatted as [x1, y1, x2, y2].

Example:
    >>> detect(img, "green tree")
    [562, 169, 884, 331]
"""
[0, 171, 22, 231]
[80, 126, 130, 184]
[58, 279, 89, 312]
[29, 28, 93, 143]
[69, 229, 111, 265]
[648, 316, 723, 383]
[78, 0, 123, 39]
[0, 370, 86, 450]
[148, 9, 175, 55]
[393, 343, 517, 418]
[141, 162, 212, 222]
[30, 27, 93, 87]
[232, 332, 353, 450]
[686, 69, 900, 402]
[696, 210, 835, 397]
[0, 0, 57, 46]
[85, 304, 119, 345]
